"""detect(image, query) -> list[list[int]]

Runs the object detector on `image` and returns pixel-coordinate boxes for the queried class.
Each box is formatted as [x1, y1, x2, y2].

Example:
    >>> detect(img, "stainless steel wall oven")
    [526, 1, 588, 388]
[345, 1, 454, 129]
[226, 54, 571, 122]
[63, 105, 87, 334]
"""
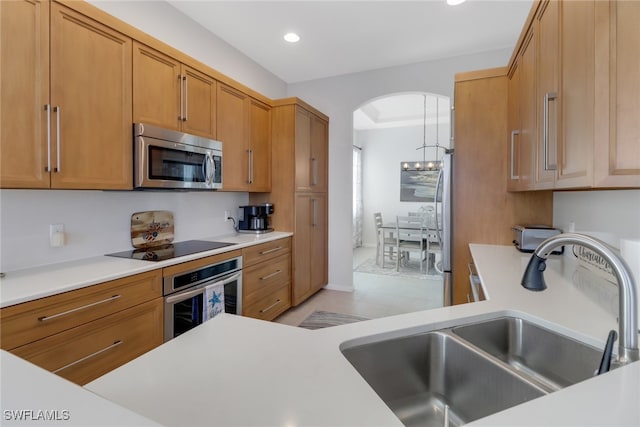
[163, 256, 242, 342]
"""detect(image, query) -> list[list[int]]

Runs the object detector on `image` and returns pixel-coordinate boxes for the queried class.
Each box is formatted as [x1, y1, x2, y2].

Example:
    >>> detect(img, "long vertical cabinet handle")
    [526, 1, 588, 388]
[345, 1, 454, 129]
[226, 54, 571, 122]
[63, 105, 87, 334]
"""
[250, 149, 254, 184]
[543, 92, 557, 171]
[311, 198, 318, 227]
[54, 106, 61, 172]
[510, 130, 520, 180]
[247, 149, 253, 184]
[178, 75, 183, 121]
[311, 158, 318, 186]
[45, 104, 51, 172]
[183, 75, 188, 122]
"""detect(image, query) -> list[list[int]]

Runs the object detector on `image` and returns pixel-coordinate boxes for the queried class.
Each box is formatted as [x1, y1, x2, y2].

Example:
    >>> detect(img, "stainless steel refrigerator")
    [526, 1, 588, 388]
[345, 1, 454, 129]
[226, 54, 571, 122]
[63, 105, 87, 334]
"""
[437, 149, 454, 306]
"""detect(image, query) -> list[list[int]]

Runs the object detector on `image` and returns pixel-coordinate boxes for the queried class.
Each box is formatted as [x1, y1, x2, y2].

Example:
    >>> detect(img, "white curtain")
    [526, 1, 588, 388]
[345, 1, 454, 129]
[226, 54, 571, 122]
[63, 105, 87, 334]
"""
[353, 146, 363, 248]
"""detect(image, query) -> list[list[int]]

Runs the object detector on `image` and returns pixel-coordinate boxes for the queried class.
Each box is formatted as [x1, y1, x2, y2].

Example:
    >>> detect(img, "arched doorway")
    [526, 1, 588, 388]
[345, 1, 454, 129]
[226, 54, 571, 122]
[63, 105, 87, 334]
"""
[351, 92, 451, 317]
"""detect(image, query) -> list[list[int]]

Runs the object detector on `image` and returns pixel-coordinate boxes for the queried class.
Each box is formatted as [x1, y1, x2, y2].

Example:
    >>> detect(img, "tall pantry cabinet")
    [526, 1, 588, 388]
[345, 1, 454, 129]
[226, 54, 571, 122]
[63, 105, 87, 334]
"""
[252, 98, 328, 306]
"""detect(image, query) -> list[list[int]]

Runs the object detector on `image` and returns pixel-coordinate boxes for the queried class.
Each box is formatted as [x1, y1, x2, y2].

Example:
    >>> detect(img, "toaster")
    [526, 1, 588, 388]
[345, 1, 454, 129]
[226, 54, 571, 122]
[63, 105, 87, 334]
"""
[512, 225, 563, 254]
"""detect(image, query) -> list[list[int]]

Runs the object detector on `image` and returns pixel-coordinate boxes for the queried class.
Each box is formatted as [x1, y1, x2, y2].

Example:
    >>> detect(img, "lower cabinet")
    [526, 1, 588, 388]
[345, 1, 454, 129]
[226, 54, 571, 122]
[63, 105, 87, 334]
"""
[0, 270, 163, 385]
[10, 298, 163, 386]
[242, 238, 292, 321]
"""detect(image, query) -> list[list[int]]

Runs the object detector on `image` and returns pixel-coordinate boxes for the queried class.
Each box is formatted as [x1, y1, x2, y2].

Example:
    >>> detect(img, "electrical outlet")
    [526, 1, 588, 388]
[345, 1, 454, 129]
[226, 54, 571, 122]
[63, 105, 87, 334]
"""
[50, 224, 65, 247]
[224, 210, 231, 222]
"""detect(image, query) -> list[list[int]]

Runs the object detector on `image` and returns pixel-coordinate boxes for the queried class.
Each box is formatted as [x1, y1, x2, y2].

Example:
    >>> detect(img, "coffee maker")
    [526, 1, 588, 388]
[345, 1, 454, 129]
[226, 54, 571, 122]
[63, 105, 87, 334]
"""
[237, 204, 274, 233]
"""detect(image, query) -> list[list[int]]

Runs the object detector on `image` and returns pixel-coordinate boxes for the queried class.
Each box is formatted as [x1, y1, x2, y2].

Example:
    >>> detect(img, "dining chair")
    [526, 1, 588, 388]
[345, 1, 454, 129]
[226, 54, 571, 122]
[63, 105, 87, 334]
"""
[373, 212, 395, 268]
[395, 215, 427, 273]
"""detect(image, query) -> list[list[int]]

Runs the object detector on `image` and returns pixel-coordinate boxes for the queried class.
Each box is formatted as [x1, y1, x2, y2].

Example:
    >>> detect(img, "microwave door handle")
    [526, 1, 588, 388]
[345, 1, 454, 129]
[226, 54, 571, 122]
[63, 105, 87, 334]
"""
[202, 153, 214, 186]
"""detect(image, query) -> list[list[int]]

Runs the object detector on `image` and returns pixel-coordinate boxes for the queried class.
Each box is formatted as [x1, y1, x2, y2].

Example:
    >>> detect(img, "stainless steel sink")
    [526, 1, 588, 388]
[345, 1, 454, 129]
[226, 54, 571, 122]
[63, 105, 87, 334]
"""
[341, 331, 545, 427]
[452, 317, 603, 391]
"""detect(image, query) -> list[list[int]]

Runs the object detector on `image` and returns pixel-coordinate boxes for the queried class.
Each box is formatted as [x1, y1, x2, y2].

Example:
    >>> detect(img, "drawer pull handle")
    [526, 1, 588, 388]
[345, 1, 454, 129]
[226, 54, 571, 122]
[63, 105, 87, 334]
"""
[53, 340, 123, 374]
[260, 270, 282, 281]
[259, 246, 282, 255]
[260, 299, 282, 313]
[38, 295, 122, 322]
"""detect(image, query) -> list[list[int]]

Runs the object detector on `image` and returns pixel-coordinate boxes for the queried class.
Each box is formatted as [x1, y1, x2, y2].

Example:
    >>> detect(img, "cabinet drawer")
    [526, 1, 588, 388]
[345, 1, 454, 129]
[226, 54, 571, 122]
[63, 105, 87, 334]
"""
[242, 238, 291, 268]
[243, 285, 290, 322]
[243, 254, 291, 307]
[10, 298, 163, 386]
[1, 270, 162, 350]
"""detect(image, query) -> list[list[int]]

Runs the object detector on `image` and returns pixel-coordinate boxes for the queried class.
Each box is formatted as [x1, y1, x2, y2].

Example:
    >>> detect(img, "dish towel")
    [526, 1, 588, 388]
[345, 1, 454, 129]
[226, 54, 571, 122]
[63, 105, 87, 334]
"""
[203, 282, 225, 322]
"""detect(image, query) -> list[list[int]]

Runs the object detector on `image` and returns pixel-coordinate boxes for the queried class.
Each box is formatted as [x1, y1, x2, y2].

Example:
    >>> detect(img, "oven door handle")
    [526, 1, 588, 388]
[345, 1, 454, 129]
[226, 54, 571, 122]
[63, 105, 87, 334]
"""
[218, 272, 241, 286]
[165, 272, 241, 304]
[165, 286, 205, 304]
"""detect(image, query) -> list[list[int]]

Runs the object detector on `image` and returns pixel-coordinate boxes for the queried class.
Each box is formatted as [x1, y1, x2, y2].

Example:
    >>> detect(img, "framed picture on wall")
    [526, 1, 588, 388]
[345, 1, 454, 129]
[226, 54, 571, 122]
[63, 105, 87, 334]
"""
[400, 162, 441, 202]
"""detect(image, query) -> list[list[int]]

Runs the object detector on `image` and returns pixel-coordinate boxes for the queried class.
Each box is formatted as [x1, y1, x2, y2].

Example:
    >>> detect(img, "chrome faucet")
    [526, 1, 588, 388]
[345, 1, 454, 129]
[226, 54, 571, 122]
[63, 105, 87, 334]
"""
[521, 232, 639, 364]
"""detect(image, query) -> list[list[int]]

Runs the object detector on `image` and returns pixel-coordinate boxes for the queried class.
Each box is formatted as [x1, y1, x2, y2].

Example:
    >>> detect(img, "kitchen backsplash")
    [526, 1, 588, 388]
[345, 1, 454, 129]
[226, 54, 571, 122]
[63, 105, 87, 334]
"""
[0, 190, 248, 272]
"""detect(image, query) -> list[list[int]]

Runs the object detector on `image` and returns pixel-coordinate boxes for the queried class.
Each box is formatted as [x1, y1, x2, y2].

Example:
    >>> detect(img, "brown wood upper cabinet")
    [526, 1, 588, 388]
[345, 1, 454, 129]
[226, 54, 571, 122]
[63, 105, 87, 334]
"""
[132, 42, 217, 139]
[507, 0, 639, 191]
[295, 107, 329, 193]
[507, 30, 536, 192]
[217, 83, 271, 192]
[0, 0, 132, 190]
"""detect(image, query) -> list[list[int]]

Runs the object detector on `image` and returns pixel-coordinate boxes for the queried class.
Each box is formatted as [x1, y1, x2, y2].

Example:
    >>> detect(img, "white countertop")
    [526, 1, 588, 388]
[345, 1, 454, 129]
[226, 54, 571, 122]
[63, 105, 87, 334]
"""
[2, 242, 639, 426]
[0, 231, 292, 308]
[81, 243, 640, 427]
[0, 351, 160, 426]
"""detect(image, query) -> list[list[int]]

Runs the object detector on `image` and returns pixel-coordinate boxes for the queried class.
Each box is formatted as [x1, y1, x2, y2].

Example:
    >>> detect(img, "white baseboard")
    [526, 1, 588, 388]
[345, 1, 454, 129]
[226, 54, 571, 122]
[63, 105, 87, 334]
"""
[323, 283, 354, 292]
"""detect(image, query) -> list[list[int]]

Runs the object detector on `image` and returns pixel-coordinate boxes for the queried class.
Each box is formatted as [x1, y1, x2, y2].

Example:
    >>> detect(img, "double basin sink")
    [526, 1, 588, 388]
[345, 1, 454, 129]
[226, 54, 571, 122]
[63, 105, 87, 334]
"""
[340, 316, 606, 427]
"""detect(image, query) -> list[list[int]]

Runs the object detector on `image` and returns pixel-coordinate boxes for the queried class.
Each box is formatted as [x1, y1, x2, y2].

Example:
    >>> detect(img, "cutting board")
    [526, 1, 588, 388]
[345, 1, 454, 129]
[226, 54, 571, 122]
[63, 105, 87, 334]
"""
[131, 211, 174, 248]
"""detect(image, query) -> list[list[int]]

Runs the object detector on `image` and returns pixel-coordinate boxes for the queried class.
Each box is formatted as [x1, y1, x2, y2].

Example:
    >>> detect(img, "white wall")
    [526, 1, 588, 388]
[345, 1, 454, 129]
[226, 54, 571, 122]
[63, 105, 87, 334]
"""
[355, 123, 451, 248]
[87, 0, 287, 99]
[553, 190, 640, 245]
[288, 49, 513, 290]
[0, 190, 248, 272]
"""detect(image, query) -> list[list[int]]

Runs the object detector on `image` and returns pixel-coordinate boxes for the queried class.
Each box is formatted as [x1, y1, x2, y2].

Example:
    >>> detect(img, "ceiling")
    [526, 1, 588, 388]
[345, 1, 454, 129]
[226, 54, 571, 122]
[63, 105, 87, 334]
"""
[166, 0, 533, 129]
[166, 0, 533, 84]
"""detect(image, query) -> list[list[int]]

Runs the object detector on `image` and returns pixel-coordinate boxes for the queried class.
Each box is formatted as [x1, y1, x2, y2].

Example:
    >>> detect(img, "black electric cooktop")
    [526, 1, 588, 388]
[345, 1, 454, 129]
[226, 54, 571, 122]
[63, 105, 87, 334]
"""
[106, 240, 235, 262]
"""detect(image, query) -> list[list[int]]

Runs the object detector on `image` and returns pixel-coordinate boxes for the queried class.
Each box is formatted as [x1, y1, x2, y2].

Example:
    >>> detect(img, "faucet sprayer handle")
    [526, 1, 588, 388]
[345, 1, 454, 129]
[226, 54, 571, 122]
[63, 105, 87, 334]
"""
[597, 330, 618, 375]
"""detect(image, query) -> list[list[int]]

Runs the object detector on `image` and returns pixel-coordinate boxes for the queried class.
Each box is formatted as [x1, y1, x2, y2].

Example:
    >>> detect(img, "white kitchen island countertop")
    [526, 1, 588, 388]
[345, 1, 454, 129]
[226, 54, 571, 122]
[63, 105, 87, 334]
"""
[2, 242, 639, 426]
[82, 243, 640, 427]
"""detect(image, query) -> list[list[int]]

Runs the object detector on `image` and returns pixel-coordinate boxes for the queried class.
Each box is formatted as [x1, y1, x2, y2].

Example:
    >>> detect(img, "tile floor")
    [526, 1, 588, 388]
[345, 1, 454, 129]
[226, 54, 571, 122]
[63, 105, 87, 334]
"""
[274, 246, 444, 327]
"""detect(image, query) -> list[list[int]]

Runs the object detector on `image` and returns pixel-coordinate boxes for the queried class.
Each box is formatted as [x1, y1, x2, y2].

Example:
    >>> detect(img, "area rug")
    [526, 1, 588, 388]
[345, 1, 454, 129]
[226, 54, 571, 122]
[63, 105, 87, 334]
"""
[298, 310, 369, 329]
[354, 257, 442, 280]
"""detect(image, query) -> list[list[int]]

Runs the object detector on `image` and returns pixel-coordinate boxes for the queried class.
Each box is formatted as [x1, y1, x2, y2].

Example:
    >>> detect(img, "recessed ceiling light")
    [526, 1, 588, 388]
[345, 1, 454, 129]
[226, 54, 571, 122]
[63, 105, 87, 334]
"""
[283, 32, 300, 43]
[446, 0, 467, 5]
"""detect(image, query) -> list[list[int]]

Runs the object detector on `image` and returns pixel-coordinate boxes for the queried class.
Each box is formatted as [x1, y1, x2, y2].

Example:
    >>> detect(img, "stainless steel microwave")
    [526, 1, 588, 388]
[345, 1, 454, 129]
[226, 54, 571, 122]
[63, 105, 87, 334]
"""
[134, 123, 222, 190]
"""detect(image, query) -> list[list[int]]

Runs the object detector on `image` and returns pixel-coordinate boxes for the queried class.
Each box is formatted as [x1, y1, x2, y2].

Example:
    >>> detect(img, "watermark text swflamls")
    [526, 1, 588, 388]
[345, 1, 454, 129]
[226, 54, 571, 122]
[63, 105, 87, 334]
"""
[3, 409, 71, 422]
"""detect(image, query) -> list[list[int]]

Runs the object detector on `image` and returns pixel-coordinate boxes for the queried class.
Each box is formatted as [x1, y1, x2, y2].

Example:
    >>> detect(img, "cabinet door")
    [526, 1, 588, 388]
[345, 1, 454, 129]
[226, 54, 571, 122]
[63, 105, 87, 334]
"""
[594, 1, 640, 187]
[11, 298, 163, 386]
[133, 41, 181, 131]
[50, 4, 132, 189]
[217, 83, 248, 191]
[518, 31, 536, 190]
[248, 98, 271, 192]
[293, 194, 312, 305]
[507, 61, 521, 191]
[534, 0, 559, 188]
[556, 0, 595, 188]
[309, 194, 328, 294]
[0, 0, 50, 188]
[294, 107, 312, 191]
[310, 114, 328, 193]
[181, 65, 217, 139]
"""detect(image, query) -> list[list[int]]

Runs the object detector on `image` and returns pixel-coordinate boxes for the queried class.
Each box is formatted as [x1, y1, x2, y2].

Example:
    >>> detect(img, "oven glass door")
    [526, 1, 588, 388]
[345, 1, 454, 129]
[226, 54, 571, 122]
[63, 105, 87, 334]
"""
[165, 275, 241, 342]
